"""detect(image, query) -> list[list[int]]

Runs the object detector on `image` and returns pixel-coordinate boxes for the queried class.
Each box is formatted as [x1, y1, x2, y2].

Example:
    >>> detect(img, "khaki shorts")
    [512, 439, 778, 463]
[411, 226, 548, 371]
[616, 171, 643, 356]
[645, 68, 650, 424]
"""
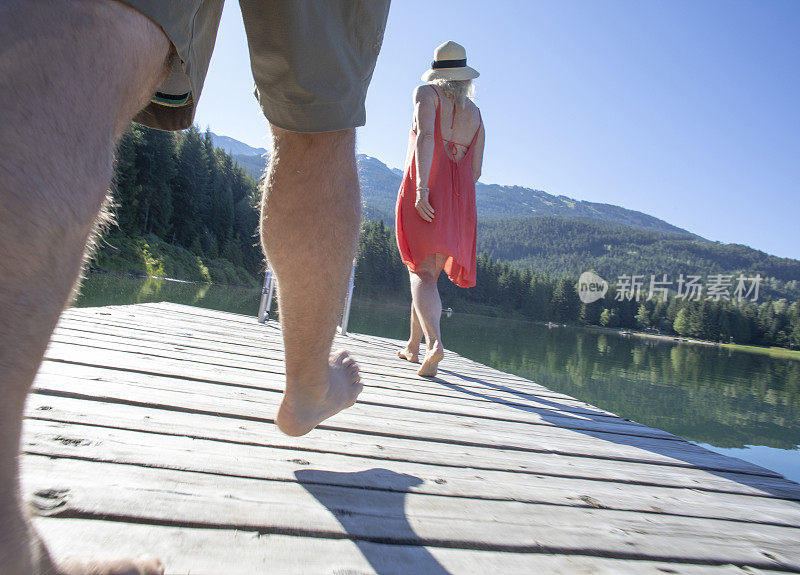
[124, 0, 390, 133]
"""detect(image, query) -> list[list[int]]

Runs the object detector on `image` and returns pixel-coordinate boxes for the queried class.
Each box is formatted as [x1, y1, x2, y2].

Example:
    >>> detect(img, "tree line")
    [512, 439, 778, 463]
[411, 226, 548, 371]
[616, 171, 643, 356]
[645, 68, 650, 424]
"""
[110, 124, 263, 276]
[356, 221, 800, 349]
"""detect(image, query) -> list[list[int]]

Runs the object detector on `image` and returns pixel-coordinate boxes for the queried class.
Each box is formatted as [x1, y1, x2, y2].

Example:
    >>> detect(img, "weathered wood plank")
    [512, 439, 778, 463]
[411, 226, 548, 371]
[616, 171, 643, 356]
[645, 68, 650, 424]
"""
[35, 354, 679, 444]
[36, 518, 788, 575]
[24, 394, 800, 500]
[20, 455, 800, 569]
[44, 331, 630, 423]
[63, 303, 552, 392]
[54, 312, 587, 410]
[31, 363, 774, 476]
[51, 322, 620, 418]
[22, 418, 800, 528]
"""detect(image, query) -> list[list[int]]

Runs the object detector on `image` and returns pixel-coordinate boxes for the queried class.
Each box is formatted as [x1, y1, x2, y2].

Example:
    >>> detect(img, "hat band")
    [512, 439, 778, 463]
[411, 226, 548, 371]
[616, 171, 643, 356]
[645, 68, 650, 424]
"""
[431, 58, 467, 69]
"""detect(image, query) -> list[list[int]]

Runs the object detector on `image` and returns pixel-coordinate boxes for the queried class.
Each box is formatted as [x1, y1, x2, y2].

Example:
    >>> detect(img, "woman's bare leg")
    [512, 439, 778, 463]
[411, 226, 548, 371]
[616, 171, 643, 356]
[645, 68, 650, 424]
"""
[0, 2, 170, 573]
[409, 254, 447, 377]
[398, 303, 423, 362]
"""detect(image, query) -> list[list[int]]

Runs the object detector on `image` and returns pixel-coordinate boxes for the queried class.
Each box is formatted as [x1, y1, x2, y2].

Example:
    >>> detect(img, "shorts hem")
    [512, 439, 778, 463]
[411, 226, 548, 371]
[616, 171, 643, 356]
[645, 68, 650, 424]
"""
[256, 89, 367, 134]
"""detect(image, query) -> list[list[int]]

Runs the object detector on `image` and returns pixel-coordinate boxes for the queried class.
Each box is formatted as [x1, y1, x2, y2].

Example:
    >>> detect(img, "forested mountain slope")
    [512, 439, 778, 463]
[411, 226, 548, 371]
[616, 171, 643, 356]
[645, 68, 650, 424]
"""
[478, 216, 800, 290]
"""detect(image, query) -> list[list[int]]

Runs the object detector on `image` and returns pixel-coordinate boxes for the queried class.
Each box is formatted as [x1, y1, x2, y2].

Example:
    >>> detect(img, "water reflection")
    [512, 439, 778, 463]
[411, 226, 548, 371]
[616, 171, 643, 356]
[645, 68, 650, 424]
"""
[74, 273, 800, 482]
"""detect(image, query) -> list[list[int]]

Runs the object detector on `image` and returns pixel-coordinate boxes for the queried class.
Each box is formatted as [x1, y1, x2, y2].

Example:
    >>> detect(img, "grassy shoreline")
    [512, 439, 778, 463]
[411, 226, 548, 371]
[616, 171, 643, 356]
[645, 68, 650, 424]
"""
[91, 232, 260, 287]
[594, 326, 800, 361]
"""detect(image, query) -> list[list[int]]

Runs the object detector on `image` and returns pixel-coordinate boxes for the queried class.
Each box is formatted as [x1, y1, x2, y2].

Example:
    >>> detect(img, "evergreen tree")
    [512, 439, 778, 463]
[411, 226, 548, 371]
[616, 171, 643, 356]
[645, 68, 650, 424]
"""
[674, 307, 691, 336]
[111, 126, 143, 235]
[580, 301, 603, 325]
[635, 304, 650, 329]
[137, 127, 175, 236]
[600, 308, 619, 328]
[550, 277, 578, 322]
[172, 126, 209, 247]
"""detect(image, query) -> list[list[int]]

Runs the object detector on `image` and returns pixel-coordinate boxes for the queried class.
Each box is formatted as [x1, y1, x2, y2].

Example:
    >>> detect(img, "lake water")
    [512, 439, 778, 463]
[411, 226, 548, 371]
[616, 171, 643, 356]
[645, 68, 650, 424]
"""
[74, 273, 800, 483]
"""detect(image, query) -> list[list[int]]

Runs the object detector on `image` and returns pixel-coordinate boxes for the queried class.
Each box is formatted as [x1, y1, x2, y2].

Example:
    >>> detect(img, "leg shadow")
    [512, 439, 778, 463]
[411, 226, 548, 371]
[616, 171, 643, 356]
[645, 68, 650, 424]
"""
[295, 468, 451, 575]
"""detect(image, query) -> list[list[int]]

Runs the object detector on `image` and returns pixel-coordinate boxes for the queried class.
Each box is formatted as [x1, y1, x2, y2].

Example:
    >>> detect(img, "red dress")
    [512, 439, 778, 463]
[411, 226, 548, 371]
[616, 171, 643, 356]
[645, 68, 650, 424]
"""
[395, 87, 482, 288]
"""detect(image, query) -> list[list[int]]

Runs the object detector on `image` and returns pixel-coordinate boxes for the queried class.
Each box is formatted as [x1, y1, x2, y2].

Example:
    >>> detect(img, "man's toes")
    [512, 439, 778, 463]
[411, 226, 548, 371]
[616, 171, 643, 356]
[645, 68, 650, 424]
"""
[331, 349, 350, 366]
[60, 557, 164, 575]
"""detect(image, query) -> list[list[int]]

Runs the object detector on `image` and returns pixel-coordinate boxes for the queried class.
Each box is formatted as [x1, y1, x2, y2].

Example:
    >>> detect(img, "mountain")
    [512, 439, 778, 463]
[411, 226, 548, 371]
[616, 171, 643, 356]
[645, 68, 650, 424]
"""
[216, 142, 692, 235]
[208, 132, 268, 157]
[230, 153, 270, 182]
[477, 216, 800, 299]
[357, 154, 693, 235]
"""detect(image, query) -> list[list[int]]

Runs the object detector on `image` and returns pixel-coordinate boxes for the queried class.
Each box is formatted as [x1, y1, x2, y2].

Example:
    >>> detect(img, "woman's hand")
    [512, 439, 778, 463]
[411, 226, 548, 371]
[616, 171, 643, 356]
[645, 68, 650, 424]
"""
[415, 187, 435, 222]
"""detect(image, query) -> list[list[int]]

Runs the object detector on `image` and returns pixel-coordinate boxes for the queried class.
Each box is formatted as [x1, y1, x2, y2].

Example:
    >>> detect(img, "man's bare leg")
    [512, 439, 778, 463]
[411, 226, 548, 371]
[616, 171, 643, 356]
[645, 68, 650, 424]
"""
[398, 303, 423, 363]
[262, 127, 363, 437]
[410, 254, 447, 377]
[0, 1, 169, 573]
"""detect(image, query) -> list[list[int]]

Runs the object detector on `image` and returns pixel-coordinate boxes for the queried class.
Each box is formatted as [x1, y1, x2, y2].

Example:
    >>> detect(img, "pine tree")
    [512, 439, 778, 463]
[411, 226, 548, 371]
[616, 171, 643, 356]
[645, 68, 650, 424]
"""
[674, 307, 690, 336]
[111, 125, 143, 235]
[600, 308, 619, 328]
[550, 277, 578, 322]
[172, 126, 209, 247]
[635, 304, 650, 329]
[137, 127, 175, 236]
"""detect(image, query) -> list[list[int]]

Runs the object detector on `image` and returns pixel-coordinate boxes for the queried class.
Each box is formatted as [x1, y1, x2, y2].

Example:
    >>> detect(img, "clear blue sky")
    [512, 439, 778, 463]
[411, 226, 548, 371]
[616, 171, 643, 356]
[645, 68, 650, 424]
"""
[195, 0, 800, 260]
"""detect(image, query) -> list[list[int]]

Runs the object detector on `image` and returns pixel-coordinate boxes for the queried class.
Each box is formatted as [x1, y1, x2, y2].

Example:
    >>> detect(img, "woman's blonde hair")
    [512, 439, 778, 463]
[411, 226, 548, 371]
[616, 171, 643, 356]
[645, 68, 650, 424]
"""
[431, 79, 474, 108]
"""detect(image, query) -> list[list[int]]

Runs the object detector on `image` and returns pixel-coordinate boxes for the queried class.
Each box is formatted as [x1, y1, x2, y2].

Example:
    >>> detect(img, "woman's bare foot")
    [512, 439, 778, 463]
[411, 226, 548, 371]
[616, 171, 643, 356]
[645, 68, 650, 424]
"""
[0, 511, 163, 575]
[276, 350, 362, 436]
[397, 342, 420, 363]
[417, 341, 444, 377]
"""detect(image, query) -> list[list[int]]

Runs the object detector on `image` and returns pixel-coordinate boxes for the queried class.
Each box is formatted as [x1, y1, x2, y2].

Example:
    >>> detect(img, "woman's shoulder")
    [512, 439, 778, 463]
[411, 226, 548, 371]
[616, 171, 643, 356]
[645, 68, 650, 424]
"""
[413, 84, 437, 101]
[463, 98, 481, 123]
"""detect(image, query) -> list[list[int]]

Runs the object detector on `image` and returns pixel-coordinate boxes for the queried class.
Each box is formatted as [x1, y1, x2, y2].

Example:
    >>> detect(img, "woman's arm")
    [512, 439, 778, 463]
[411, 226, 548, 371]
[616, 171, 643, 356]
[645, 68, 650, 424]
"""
[471, 120, 485, 183]
[413, 85, 436, 222]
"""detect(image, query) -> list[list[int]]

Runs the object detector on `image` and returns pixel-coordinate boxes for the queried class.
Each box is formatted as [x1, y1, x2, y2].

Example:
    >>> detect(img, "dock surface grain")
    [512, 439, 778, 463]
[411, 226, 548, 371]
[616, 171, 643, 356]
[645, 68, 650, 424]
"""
[22, 302, 800, 574]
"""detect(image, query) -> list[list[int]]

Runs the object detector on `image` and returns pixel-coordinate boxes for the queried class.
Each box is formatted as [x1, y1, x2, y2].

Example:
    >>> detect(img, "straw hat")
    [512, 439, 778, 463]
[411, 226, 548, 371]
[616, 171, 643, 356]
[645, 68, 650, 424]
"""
[421, 41, 479, 82]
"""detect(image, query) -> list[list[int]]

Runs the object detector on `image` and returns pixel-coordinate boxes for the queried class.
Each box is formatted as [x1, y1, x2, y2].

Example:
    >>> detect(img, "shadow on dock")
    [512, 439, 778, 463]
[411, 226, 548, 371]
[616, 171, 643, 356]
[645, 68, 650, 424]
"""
[295, 468, 451, 575]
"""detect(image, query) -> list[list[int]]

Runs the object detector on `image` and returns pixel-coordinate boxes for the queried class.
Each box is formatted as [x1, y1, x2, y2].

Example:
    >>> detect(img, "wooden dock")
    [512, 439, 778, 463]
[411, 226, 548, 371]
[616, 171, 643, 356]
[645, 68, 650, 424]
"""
[22, 302, 800, 574]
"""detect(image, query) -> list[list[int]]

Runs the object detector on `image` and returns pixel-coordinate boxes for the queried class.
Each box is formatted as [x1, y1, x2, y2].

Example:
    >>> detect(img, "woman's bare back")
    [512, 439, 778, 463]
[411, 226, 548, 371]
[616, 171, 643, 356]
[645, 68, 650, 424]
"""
[435, 90, 481, 163]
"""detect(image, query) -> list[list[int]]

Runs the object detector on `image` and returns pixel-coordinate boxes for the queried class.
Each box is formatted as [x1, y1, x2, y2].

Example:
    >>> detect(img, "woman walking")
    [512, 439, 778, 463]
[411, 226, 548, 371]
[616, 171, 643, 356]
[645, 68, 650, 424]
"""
[395, 41, 485, 377]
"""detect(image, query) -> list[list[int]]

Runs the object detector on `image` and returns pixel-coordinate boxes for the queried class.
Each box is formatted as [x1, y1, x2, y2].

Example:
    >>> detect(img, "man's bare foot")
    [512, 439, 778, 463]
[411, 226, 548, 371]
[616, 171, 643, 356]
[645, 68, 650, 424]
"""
[0, 513, 163, 575]
[276, 350, 362, 436]
[397, 343, 420, 363]
[417, 342, 444, 377]
[58, 557, 164, 575]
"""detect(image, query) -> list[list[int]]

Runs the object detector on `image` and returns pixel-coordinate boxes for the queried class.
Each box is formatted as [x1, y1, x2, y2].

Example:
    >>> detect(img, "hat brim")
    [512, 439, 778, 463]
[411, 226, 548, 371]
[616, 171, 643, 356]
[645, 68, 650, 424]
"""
[421, 66, 479, 82]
